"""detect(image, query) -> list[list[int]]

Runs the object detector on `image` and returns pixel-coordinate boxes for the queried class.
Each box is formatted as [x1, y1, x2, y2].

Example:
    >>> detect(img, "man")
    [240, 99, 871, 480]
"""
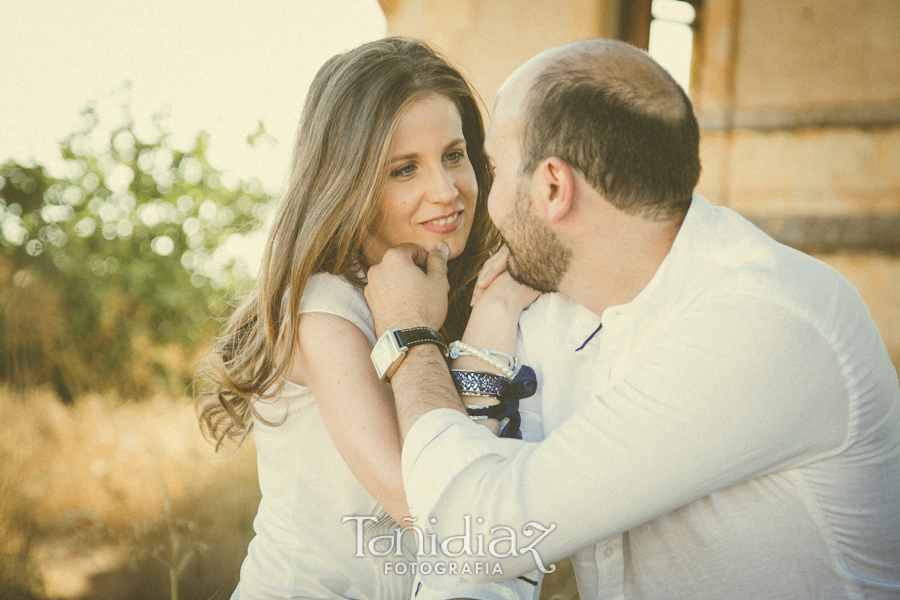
[364, 39, 900, 599]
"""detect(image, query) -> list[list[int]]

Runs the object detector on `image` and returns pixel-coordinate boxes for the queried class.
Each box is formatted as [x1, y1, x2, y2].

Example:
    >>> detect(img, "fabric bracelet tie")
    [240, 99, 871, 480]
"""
[463, 365, 537, 439]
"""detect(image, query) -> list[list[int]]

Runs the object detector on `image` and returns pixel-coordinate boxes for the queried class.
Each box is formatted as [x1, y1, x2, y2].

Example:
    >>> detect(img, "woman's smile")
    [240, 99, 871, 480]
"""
[420, 210, 463, 233]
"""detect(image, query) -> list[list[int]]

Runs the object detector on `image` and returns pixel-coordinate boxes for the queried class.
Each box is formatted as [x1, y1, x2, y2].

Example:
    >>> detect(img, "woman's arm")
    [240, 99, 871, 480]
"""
[453, 248, 540, 433]
[292, 311, 410, 527]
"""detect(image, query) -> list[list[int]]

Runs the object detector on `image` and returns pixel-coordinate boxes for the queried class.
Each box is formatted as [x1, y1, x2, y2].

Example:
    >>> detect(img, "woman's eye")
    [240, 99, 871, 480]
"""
[444, 150, 464, 163]
[391, 164, 415, 178]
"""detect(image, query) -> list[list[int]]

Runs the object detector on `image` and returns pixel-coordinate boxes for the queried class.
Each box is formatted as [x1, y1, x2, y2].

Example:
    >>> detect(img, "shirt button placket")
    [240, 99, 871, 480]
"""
[595, 535, 626, 600]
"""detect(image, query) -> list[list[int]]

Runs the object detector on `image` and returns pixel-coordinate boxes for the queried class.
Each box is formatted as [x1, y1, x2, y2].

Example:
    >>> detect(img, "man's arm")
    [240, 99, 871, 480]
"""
[364, 242, 470, 440]
[391, 343, 465, 442]
[367, 245, 546, 596]
[368, 242, 851, 582]
[399, 295, 852, 581]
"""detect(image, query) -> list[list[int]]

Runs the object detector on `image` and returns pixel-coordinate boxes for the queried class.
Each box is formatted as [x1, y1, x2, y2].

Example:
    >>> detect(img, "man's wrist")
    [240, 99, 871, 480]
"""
[374, 318, 441, 338]
[392, 342, 447, 377]
[391, 344, 461, 405]
[371, 327, 448, 382]
[390, 343, 465, 443]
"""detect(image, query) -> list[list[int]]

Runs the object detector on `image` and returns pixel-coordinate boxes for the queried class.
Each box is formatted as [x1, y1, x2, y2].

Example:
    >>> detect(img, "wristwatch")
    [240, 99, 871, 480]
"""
[370, 327, 448, 382]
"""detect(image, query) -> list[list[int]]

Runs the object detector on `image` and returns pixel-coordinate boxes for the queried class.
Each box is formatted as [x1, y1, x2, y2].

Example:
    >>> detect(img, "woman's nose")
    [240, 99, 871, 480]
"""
[426, 167, 459, 204]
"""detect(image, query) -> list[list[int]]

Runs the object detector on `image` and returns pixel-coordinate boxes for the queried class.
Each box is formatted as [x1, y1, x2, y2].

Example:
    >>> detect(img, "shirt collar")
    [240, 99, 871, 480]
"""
[550, 194, 718, 351]
[603, 194, 714, 319]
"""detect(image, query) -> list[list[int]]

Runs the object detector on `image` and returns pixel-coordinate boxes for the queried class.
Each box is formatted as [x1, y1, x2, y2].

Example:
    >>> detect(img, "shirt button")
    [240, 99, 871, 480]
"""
[604, 546, 614, 558]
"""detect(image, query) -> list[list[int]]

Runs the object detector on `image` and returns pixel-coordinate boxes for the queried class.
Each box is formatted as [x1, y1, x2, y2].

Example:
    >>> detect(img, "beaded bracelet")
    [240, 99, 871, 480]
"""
[448, 341, 516, 379]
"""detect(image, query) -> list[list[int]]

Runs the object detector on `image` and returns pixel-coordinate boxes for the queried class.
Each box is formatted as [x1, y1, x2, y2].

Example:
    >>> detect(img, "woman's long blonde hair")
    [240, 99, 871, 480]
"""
[197, 38, 500, 448]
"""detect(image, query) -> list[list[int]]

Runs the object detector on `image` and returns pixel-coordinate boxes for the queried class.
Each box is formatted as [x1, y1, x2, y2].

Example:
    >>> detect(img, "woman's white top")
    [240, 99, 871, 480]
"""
[232, 273, 417, 600]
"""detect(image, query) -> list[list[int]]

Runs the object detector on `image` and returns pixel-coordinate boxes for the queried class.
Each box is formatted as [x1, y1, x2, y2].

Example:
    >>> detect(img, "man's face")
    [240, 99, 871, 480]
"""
[484, 85, 571, 294]
[500, 178, 571, 293]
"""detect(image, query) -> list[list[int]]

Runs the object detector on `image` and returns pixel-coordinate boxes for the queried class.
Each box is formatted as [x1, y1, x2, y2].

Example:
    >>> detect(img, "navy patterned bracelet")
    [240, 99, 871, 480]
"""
[449, 370, 509, 399]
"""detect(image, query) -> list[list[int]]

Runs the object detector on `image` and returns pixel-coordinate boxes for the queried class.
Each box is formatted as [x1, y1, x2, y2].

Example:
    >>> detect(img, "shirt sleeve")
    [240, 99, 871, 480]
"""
[401, 293, 852, 581]
[298, 273, 377, 346]
[404, 323, 546, 598]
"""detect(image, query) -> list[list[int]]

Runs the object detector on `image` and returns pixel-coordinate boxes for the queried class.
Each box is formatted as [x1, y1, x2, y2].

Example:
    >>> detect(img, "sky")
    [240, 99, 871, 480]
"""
[0, 0, 692, 277]
[0, 0, 387, 194]
[1, 0, 694, 194]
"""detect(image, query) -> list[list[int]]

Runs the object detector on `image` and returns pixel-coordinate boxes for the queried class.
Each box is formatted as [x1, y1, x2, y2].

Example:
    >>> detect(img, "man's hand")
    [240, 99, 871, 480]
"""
[367, 242, 464, 443]
[365, 242, 451, 336]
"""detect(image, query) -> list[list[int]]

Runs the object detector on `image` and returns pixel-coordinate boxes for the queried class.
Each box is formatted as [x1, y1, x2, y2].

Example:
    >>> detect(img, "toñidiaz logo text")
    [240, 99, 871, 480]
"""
[342, 514, 557, 576]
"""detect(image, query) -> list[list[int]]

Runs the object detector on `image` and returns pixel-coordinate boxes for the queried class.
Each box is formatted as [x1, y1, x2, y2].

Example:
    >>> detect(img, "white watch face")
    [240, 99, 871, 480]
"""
[371, 330, 404, 381]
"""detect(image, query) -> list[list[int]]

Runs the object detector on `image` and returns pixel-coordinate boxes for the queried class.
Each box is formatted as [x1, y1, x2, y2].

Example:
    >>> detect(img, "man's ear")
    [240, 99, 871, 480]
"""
[538, 157, 575, 224]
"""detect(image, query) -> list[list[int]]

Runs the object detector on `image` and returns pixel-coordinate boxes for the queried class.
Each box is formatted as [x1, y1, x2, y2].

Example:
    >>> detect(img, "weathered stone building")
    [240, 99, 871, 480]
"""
[379, 0, 900, 369]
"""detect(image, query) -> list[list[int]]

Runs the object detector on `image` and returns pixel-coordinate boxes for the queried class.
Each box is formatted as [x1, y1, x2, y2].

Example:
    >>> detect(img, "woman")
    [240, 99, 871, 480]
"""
[198, 38, 538, 599]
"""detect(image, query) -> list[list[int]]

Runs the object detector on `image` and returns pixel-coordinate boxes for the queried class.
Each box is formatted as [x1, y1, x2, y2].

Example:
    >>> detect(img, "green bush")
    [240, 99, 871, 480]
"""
[0, 106, 270, 399]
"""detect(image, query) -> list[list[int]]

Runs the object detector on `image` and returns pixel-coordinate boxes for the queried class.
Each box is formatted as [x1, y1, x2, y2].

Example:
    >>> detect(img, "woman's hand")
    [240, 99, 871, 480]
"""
[471, 246, 540, 312]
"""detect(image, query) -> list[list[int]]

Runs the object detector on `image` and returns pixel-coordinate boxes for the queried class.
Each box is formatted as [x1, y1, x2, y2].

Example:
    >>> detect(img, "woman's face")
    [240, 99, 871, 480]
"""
[364, 95, 477, 264]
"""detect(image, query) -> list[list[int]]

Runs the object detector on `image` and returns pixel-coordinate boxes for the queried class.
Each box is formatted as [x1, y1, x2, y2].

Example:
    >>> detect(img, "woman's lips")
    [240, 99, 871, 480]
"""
[420, 211, 462, 234]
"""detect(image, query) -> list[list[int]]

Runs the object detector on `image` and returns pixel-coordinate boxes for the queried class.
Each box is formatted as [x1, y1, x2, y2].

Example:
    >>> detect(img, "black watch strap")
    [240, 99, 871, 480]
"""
[395, 327, 449, 356]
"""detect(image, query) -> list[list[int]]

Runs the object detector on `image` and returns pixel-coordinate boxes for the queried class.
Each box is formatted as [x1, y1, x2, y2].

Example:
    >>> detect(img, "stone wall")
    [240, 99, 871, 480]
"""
[693, 0, 900, 366]
[379, 0, 620, 107]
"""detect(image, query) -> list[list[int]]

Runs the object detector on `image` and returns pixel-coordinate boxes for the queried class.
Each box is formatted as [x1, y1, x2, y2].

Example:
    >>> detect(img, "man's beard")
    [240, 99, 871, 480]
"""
[500, 181, 572, 294]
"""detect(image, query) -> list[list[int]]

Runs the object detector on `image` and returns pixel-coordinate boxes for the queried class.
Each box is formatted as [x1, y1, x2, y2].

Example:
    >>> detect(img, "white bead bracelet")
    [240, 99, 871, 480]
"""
[448, 341, 516, 379]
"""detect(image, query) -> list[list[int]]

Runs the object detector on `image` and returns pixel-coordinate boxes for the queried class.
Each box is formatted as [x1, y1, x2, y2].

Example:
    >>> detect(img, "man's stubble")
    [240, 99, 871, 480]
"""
[501, 178, 572, 294]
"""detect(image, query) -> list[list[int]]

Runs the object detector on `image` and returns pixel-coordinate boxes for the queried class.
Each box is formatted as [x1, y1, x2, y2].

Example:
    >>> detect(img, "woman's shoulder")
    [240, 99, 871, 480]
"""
[300, 272, 376, 346]
[303, 271, 364, 298]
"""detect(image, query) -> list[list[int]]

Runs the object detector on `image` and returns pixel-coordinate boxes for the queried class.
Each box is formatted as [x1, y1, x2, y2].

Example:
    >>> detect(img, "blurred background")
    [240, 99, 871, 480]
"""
[1, 0, 897, 598]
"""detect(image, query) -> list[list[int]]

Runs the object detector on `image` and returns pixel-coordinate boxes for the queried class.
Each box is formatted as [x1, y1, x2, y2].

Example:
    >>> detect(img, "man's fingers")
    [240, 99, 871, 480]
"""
[385, 243, 428, 268]
[427, 242, 450, 282]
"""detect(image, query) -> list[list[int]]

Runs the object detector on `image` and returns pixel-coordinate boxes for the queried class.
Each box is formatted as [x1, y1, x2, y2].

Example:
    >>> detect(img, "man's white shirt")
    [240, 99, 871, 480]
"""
[402, 195, 900, 599]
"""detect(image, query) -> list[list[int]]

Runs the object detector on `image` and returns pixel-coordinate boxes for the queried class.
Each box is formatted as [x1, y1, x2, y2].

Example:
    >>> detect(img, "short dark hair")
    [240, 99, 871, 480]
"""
[520, 49, 701, 220]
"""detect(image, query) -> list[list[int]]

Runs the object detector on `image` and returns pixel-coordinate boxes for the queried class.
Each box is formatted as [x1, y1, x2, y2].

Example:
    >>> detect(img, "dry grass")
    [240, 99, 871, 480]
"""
[0, 387, 259, 599]
[0, 387, 578, 599]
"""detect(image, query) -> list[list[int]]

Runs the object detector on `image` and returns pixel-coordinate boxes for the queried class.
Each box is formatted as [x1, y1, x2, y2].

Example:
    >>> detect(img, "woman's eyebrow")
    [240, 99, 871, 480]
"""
[390, 152, 419, 164]
[444, 137, 466, 151]
[389, 138, 467, 164]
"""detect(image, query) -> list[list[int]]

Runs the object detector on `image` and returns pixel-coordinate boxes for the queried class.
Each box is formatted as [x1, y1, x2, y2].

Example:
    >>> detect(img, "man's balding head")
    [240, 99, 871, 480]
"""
[497, 39, 701, 220]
